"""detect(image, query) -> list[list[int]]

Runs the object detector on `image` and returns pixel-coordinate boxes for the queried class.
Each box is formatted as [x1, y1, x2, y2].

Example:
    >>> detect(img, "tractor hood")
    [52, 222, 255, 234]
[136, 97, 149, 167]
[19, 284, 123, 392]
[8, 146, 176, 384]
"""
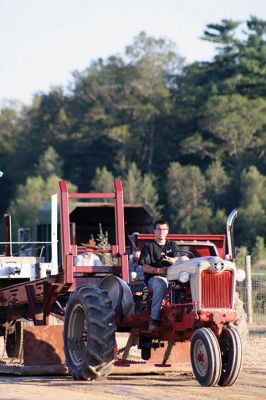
[167, 256, 235, 282]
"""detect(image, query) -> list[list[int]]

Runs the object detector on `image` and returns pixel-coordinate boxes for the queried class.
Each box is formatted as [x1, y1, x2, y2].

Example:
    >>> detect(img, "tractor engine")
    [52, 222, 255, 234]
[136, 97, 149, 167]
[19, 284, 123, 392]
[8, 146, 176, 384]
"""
[168, 281, 191, 305]
[167, 256, 236, 312]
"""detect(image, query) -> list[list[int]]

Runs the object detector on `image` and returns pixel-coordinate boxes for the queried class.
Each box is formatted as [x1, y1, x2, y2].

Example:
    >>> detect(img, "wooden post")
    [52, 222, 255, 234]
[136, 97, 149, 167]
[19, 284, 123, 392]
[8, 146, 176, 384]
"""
[245, 255, 253, 323]
[3, 213, 12, 256]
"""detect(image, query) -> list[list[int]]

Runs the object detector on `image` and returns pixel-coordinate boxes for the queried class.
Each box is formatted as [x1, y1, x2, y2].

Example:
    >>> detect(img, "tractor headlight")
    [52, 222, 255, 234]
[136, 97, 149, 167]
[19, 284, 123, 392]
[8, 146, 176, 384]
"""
[236, 268, 246, 282]
[179, 271, 190, 283]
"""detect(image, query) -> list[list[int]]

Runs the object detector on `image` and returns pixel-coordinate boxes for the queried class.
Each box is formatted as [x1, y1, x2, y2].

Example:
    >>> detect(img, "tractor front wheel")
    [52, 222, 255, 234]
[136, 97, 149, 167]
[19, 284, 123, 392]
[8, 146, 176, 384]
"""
[218, 327, 242, 386]
[64, 285, 116, 380]
[190, 327, 222, 387]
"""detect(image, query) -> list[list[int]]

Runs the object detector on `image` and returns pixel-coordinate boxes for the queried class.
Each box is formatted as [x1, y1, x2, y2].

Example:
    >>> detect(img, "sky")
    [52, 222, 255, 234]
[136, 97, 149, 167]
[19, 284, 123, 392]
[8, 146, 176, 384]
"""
[1, 0, 266, 106]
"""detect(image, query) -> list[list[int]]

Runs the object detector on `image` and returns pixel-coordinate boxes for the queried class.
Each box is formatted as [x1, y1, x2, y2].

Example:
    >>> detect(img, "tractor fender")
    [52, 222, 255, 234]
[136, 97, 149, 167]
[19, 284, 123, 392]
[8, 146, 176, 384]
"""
[99, 275, 135, 318]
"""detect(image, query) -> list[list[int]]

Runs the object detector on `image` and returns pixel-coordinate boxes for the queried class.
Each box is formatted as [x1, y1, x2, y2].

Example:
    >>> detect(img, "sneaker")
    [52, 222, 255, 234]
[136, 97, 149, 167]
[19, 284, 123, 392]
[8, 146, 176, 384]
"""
[148, 319, 160, 331]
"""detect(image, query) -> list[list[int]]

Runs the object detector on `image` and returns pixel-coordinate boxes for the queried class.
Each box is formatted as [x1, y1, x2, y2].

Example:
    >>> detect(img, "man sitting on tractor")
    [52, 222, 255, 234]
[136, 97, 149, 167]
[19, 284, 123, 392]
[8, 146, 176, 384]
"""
[74, 239, 102, 266]
[138, 219, 180, 331]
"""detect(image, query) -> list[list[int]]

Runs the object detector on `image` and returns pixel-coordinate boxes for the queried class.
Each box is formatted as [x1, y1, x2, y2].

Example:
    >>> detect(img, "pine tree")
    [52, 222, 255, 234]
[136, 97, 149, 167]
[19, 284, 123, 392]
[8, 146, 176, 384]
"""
[96, 223, 112, 265]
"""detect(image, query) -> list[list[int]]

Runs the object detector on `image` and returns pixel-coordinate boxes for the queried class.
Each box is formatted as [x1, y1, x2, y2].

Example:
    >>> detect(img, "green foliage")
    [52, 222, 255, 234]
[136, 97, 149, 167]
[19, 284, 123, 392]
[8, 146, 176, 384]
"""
[205, 161, 231, 210]
[0, 103, 24, 212]
[182, 94, 266, 174]
[105, 125, 132, 173]
[252, 236, 266, 264]
[96, 223, 112, 265]
[2, 19, 266, 249]
[37, 146, 63, 178]
[200, 16, 266, 97]
[0, 103, 22, 155]
[9, 175, 77, 230]
[238, 194, 266, 247]
[90, 163, 160, 218]
[240, 166, 266, 208]
[202, 19, 240, 46]
[123, 162, 142, 203]
[207, 209, 228, 234]
[166, 162, 211, 232]
[141, 174, 161, 219]
[91, 166, 115, 197]
[201, 95, 266, 171]
[235, 246, 248, 268]
[123, 162, 161, 218]
[237, 166, 266, 246]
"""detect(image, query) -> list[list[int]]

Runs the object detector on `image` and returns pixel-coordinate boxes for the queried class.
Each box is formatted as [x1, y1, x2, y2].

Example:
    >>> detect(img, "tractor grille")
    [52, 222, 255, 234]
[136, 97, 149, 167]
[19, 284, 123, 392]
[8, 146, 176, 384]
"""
[201, 270, 232, 308]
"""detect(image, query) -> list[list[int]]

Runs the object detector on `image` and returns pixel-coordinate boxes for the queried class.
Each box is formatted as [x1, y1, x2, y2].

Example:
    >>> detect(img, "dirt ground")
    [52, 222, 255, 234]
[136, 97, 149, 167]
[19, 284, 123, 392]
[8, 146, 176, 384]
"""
[0, 327, 265, 400]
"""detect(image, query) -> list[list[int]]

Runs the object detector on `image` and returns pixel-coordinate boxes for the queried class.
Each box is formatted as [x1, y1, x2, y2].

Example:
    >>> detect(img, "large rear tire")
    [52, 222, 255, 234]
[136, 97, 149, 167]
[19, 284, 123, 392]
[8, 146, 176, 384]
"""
[190, 327, 222, 387]
[64, 285, 116, 380]
[5, 320, 24, 358]
[218, 327, 242, 386]
[230, 292, 248, 351]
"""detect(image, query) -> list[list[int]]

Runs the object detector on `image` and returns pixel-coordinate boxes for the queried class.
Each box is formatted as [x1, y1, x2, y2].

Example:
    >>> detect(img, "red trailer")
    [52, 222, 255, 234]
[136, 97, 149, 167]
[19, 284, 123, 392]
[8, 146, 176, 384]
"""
[0, 180, 129, 359]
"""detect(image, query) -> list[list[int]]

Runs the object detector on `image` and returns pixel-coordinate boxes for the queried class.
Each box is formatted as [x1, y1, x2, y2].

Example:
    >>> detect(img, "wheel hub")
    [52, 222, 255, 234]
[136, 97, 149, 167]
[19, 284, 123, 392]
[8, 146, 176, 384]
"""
[194, 340, 208, 375]
[67, 304, 87, 366]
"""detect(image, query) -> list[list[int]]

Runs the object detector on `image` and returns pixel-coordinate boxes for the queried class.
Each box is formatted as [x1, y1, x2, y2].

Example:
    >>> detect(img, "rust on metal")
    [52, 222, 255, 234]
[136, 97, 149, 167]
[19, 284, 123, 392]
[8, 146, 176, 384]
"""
[113, 341, 191, 374]
[23, 325, 65, 366]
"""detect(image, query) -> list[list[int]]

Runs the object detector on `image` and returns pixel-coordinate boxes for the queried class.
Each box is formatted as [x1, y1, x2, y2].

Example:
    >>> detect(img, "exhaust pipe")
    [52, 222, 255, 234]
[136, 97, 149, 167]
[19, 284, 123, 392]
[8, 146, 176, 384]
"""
[226, 209, 237, 262]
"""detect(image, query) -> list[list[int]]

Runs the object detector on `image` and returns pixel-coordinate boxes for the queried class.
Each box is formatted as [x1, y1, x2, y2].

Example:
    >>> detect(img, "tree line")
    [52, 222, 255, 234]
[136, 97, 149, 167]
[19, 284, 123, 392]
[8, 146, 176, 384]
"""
[1, 16, 266, 259]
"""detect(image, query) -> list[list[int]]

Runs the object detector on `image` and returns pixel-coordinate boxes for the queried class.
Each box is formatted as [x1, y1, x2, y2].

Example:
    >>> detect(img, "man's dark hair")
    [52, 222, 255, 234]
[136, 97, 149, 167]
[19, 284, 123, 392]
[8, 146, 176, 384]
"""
[153, 219, 169, 230]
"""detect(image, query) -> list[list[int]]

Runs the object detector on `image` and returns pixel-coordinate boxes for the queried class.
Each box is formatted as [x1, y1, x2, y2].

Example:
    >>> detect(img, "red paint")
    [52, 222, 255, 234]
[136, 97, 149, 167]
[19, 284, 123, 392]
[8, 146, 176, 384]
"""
[131, 233, 226, 258]
[201, 270, 232, 308]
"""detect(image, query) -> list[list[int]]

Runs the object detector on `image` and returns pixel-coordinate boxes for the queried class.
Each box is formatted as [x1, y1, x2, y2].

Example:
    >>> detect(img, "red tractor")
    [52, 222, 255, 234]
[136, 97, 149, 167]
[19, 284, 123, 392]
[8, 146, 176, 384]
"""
[60, 181, 247, 387]
[0, 180, 247, 386]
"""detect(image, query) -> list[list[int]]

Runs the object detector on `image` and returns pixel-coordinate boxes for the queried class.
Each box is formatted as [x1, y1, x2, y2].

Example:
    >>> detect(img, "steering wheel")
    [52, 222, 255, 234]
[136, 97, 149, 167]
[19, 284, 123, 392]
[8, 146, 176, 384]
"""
[179, 249, 195, 259]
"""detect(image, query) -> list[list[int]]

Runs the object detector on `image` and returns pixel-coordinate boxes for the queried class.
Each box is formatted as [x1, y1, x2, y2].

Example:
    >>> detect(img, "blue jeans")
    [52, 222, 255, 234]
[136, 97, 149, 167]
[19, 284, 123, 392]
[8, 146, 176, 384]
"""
[147, 276, 168, 320]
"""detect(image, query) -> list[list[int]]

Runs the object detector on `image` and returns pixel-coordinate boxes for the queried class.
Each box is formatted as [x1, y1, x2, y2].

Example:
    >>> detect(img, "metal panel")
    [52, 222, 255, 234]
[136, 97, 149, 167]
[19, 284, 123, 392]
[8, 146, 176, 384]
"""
[59, 179, 129, 285]
[24, 325, 65, 366]
[51, 194, 58, 275]
[133, 233, 226, 258]
[201, 270, 232, 308]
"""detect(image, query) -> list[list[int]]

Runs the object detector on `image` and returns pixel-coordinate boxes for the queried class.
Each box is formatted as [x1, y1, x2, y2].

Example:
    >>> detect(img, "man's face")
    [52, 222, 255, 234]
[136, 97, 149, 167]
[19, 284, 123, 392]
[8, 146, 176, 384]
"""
[154, 223, 169, 241]
[85, 249, 93, 257]
[133, 250, 141, 262]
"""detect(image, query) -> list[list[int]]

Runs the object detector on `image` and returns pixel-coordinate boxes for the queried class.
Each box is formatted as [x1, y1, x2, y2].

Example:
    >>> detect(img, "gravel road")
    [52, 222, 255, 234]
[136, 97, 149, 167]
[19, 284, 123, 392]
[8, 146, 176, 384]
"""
[0, 328, 265, 400]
